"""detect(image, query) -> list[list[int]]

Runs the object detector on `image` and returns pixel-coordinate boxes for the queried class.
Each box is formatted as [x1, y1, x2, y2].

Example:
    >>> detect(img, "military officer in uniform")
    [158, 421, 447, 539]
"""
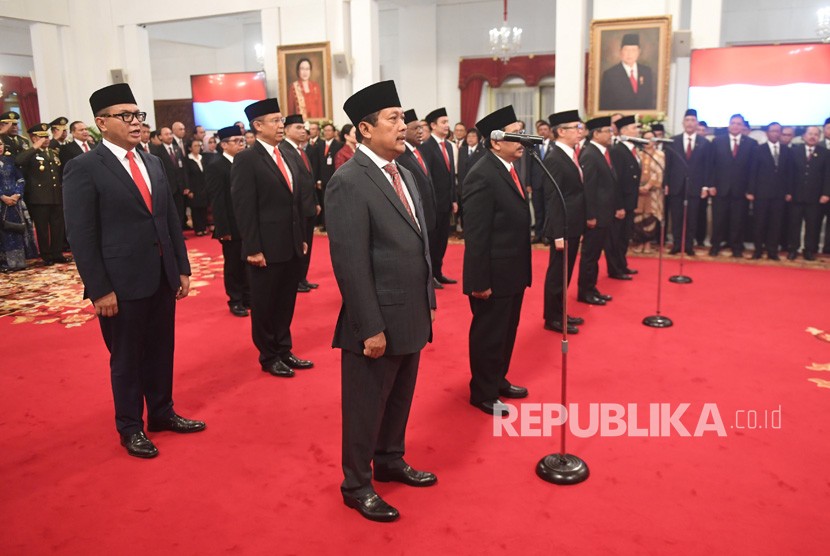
[49, 117, 70, 149]
[16, 123, 69, 265]
[0, 112, 31, 157]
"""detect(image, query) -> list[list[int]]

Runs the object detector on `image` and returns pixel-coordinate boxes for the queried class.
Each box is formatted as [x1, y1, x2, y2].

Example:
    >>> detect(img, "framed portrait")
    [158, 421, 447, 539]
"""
[277, 41, 333, 123]
[587, 16, 672, 117]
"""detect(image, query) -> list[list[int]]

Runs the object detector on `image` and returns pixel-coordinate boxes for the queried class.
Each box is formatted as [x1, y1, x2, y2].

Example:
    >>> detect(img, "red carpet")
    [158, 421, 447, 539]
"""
[2, 235, 830, 554]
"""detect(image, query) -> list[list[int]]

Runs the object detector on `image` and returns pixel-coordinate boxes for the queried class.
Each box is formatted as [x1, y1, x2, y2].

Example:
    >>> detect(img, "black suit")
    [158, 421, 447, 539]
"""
[231, 140, 305, 368]
[205, 154, 248, 308]
[462, 151, 531, 404]
[528, 141, 553, 240]
[748, 143, 791, 256]
[151, 143, 188, 229]
[787, 144, 830, 255]
[542, 144, 586, 323]
[457, 143, 486, 192]
[326, 148, 435, 497]
[579, 142, 619, 295]
[418, 135, 456, 278]
[396, 145, 437, 233]
[314, 138, 342, 226]
[609, 142, 641, 273]
[184, 157, 208, 233]
[663, 134, 713, 251]
[599, 63, 656, 110]
[280, 140, 319, 283]
[711, 135, 757, 254]
[63, 144, 190, 435]
[58, 141, 91, 170]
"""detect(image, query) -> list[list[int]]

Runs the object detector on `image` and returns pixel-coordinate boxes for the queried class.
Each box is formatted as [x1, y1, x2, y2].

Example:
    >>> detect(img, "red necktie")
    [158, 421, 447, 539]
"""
[732, 138, 738, 158]
[604, 150, 613, 168]
[383, 163, 417, 225]
[83, 142, 89, 153]
[324, 142, 331, 157]
[630, 145, 639, 163]
[509, 165, 526, 199]
[574, 142, 581, 159]
[298, 147, 311, 173]
[629, 69, 638, 93]
[439, 141, 451, 172]
[273, 147, 292, 192]
[413, 148, 427, 174]
[807, 147, 813, 161]
[686, 137, 692, 160]
[125, 151, 152, 211]
[168, 145, 177, 164]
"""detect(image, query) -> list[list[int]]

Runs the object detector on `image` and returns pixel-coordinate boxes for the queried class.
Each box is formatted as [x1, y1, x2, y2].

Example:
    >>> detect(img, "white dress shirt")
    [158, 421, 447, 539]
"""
[102, 138, 152, 193]
[257, 138, 292, 186]
[361, 146, 419, 230]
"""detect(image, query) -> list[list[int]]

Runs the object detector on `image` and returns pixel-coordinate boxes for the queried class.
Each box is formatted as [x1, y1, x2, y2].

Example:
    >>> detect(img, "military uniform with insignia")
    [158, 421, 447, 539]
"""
[16, 123, 68, 264]
[0, 111, 31, 158]
[49, 116, 69, 149]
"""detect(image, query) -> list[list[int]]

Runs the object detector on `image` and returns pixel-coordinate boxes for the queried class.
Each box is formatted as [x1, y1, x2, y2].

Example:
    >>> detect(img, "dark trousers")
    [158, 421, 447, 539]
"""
[28, 204, 65, 261]
[819, 203, 830, 254]
[531, 185, 546, 239]
[604, 216, 628, 276]
[220, 239, 249, 307]
[578, 226, 608, 295]
[341, 349, 420, 496]
[317, 183, 327, 227]
[248, 257, 303, 368]
[173, 192, 186, 229]
[301, 216, 315, 281]
[669, 195, 700, 251]
[712, 195, 748, 253]
[430, 209, 450, 278]
[788, 202, 821, 254]
[696, 197, 709, 245]
[98, 272, 175, 435]
[753, 198, 784, 255]
[191, 206, 208, 233]
[543, 236, 580, 322]
[468, 291, 524, 405]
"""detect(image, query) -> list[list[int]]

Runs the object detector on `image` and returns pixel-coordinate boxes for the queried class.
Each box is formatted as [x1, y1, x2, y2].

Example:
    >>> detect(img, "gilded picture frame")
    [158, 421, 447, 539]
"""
[277, 41, 333, 123]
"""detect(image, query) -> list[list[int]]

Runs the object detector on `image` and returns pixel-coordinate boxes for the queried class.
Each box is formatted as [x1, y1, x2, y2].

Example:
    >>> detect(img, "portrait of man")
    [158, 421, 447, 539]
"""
[599, 33, 655, 110]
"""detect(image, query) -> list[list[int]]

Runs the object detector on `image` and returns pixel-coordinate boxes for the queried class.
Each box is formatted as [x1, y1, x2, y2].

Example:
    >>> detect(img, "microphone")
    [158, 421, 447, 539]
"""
[619, 135, 650, 145]
[490, 130, 544, 145]
[651, 137, 675, 144]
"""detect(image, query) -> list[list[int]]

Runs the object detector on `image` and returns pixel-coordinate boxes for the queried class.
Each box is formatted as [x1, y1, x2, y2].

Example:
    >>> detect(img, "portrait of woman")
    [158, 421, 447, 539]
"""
[287, 58, 324, 119]
[278, 42, 333, 122]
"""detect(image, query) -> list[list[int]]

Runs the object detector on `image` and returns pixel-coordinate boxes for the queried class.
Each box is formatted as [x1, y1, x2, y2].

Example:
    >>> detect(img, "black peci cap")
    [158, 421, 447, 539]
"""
[343, 80, 402, 126]
[89, 83, 137, 115]
[424, 107, 448, 124]
[476, 105, 518, 140]
[217, 125, 243, 140]
[403, 109, 419, 124]
[244, 98, 281, 122]
[549, 110, 581, 127]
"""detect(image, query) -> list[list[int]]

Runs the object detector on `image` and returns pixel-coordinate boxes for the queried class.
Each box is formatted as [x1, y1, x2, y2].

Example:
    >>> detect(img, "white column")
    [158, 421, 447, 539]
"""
[554, 0, 587, 113]
[350, 0, 380, 92]
[325, 0, 351, 125]
[29, 23, 70, 122]
[120, 25, 156, 128]
[397, 4, 437, 115]
[260, 7, 281, 99]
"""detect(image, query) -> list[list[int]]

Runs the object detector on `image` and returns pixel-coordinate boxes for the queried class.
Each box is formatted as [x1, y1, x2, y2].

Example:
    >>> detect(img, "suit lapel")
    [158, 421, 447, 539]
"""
[356, 150, 421, 237]
[137, 149, 164, 215]
[96, 144, 152, 214]
[489, 152, 525, 202]
[254, 141, 291, 193]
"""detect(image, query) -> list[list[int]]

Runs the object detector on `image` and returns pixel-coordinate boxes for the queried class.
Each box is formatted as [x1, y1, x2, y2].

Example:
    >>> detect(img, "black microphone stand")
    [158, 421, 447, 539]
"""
[662, 145, 693, 284]
[527, 144, 589, 485]
[636, 145, 673, 328]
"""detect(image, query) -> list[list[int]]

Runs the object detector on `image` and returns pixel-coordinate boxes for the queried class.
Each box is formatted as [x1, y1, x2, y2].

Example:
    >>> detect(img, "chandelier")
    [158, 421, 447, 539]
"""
[818, 7, 830, 43]
[489, 0, 522, 63]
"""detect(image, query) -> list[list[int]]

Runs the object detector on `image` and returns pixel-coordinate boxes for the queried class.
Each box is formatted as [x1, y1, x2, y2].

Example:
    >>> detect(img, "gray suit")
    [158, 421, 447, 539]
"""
[326, 147, 436, 496]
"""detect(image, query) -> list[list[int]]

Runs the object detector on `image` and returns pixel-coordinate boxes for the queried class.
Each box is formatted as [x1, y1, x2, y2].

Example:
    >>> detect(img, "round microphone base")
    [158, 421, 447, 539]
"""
[669, 274, 693, 284]
[643, 314, 673, 328]
[536, 453, 589, 485]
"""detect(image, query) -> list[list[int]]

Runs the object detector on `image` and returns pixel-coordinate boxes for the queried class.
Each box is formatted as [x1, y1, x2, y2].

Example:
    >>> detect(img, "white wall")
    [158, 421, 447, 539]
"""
[0, 23, 34, 76]
[722, 0, 828, 44]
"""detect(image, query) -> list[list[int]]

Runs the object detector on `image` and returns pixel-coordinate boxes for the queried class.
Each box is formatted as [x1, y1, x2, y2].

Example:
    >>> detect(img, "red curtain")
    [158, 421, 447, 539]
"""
[0, 75, 40, 127]
[458, 54, 556, 127]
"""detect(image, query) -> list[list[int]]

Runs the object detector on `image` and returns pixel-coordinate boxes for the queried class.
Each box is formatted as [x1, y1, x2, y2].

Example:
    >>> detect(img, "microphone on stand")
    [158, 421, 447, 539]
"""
[618, 135, 651, 145]
[651, 137, 675, 144]
[490, 130, 545, 145]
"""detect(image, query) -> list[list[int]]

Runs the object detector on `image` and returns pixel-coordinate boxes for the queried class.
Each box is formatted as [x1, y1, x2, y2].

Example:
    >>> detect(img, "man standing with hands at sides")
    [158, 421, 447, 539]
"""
[327, 81, 437, 523]
[747, 122, 791, 260]
[543, 111, 587, 333]
[314, 123, 342, 229]
[786, 126, 830, 261]
[231, 98, 313, 378]
[281, 114, 320, 293]
[608, 115, 640, 278]
[205, 126, 250, 316]
[419, 107, 458, 287]
[463, 106, 531, 416]
[396, 109, 438, 252]
[63, 83, 204, 459]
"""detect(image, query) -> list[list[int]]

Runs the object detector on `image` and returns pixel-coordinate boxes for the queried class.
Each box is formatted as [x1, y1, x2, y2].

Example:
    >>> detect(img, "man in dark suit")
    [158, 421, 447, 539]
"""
[151, 127, 188, 230]
[786, 126, 830, 260]
[205, 125, 250, 316]
[663, 108, 713, 256]
[820, 116, 830, 254]
[528, 119, 553, 243]
[396, 109, 437, 258]
[281, 114, 320, 293]
[456, 127, 485, 200]
[462, 105, 531, 417]
[419, 107, 458, 286]
[327, 81, 437, 523]
[314, 123, 342, 228]
[599, 33, 656, 111]
[747, 122, 792, 260]
[608, 115, 641, 277]
[231, 98, 313, 377]
[578, 117, 622, 305]
[63, 83, 204, 459]
[543, 110, 588, 332]
[710, 113, 757, 257]
[58, 121, 95, 169]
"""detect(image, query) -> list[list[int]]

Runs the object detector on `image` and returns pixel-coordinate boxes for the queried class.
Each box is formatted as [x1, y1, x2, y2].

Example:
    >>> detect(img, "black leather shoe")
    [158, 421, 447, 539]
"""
[668, 248, 680, 255]
[283, 352, 314, 369]
[54, 256, 73, 264]
[768, 253, 781, 261]
[302, 280, 319, 289]
[609, 273, 632, 280]
[709, 248, 720, 256]
[43, 259, 55, 266]
[297, 283, 311, 293]
[751, 252, 763, 260]
[120, 431, 158, 458]
[624, 268, 638, 275]
[148, 413, 206, 433]
[804, 252, 816, 261]
[230, 304, 249, 317]
[594, 291, 612, 301]
[471, 399, 509, 416]
[685, 249, 696, 256]
[437, 275, 457, 284]
[374, 464, 437, 487]
[732, 250, 744, 258]
[577, 293, 606, 306]
[262, 360, 295, 377]
[544, 320, 579, 334]
[787, 251, 797, 260]
[343, 492, 399, 522]
[567, 315, 584, 325]
[432, 277, 444, 289]
[499, 384, 529, 399]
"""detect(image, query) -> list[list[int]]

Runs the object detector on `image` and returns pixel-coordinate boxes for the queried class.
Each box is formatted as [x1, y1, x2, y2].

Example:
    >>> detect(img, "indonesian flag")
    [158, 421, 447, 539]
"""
[688, 44, 830, 126]
[191, 72, 267, 130]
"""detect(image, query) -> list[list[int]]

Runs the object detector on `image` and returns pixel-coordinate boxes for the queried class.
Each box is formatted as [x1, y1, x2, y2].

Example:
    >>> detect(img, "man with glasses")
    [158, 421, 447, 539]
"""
[151, 126, 188, 229]
[231, 98, 313, 378]
[543, 110, 587, 334]
[63, 83, 204, 459]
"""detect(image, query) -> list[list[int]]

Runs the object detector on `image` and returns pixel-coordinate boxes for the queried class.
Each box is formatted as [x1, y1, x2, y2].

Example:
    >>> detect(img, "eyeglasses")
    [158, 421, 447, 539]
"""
[225, 138, 246, 144]
[100, 111, 147, 123]
[261, 117, 287, 125]
[559, 124, 585, 131]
